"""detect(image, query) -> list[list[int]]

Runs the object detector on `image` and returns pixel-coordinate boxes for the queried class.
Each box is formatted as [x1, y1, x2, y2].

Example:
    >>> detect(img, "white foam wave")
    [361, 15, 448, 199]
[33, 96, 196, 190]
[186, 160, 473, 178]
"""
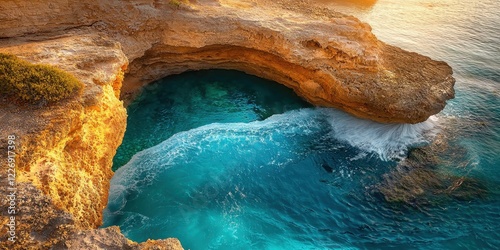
[108, 109, 325, 208]
[107, 107, 439, 209]
[319, 108, 439, 161]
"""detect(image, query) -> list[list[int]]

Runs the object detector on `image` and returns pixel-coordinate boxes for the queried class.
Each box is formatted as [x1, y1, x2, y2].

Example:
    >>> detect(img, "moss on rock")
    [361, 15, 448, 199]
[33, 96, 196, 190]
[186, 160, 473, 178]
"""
[0, 53, 83, 104]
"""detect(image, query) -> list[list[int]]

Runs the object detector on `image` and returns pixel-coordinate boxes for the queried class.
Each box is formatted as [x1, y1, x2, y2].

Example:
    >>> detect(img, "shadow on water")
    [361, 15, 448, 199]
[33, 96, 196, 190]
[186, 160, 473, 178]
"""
[313, 0, 378, 10]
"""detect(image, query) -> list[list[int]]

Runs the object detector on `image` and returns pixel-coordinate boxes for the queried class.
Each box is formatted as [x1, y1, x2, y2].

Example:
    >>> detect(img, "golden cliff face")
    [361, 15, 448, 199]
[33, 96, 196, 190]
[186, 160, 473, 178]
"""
[0, 34, 128, 229]
[0, 34, 127, 248]
[0, 34, 183, 249]
[0, 0, 454, 248]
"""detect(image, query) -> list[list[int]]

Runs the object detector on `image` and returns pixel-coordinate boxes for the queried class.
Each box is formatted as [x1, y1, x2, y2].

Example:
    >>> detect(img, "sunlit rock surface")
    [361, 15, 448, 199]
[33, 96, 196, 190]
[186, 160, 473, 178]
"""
[0, 34, 130, 248]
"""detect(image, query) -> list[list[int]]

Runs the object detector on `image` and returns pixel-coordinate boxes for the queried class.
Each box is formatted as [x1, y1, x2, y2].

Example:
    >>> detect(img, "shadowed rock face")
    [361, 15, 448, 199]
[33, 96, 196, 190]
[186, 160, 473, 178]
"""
[0, 0, 455, 249]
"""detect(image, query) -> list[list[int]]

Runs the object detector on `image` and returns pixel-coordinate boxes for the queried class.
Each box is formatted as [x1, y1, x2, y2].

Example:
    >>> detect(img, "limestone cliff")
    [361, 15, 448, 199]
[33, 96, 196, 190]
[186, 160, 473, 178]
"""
[0, 33, 128, 248]
[0, 34, 181, 249]
[1, 0, 454, 124]
[116, 2, 455, 124]
[0, 0, 454, 249]
[0, 34, 127, 228]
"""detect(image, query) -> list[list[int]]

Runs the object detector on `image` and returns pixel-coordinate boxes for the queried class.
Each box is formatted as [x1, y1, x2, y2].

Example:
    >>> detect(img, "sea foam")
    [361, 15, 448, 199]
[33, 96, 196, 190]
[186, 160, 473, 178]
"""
[111, 107, 438, 193]
[319, 108, 438, 161]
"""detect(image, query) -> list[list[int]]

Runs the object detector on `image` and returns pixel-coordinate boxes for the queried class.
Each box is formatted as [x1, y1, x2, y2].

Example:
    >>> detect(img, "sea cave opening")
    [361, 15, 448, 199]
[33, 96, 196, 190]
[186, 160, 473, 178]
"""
[102, 69, 444, 249]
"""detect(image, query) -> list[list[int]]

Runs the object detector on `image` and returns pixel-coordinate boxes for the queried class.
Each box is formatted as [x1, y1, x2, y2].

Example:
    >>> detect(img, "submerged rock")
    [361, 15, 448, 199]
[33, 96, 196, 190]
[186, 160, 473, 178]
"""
[375, 135, 488, 206]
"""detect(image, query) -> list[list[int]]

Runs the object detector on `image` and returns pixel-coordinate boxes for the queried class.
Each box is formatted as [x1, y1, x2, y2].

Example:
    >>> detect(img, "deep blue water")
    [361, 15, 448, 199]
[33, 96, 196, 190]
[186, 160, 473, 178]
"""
[104, 0, 500, 249]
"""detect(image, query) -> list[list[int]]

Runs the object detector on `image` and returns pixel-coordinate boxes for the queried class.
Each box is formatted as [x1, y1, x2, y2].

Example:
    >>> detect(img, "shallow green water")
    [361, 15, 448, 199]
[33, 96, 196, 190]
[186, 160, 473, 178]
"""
[104, 0, 500, 249]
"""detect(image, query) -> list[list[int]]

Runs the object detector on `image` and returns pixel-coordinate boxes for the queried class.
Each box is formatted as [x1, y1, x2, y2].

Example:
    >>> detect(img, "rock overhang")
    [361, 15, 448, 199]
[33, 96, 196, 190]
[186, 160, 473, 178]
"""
[0, 0, 455, 124]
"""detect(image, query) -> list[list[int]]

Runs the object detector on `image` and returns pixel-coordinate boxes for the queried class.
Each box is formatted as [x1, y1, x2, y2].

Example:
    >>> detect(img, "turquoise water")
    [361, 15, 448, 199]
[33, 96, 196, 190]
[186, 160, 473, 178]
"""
[112, 70, 310, 169]
[104, 0, 500, 249]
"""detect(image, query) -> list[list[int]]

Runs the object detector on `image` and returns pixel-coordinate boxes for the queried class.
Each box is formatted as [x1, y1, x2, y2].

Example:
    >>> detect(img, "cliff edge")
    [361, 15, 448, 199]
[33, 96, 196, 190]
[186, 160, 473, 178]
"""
[0, 33, 181, 249]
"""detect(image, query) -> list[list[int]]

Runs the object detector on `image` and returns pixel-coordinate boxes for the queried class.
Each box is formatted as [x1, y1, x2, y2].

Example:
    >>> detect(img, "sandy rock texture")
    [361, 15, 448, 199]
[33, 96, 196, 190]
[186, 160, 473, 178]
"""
[0, 33, 128, 249]
[0, 0, 454, 249]
[108, 0, 455, 123]
[0, 32, 184, 249]
[0, 33, 127, 229]
[59, 226, 183, 250]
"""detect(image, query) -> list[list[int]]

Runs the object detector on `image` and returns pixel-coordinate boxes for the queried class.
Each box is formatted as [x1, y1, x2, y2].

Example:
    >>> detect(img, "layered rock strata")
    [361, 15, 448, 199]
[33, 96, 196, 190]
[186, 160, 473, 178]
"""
[0, 0, 455, 249]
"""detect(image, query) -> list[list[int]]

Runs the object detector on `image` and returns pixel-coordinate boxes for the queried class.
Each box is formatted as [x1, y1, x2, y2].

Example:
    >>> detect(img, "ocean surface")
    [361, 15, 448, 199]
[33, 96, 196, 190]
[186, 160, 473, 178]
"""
[103, 0, 500, 249]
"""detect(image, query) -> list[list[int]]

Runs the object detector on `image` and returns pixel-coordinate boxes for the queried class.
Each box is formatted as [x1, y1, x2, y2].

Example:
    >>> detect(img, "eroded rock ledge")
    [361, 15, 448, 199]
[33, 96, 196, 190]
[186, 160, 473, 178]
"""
[0, 0, 454, 248]
[1, 0, 454, 124]
[111, 0, 455, 124]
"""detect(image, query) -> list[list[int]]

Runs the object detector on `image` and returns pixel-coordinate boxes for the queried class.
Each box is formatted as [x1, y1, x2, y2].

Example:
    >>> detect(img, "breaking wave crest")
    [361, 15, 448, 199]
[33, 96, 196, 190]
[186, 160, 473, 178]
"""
[319, 108, 439, 161]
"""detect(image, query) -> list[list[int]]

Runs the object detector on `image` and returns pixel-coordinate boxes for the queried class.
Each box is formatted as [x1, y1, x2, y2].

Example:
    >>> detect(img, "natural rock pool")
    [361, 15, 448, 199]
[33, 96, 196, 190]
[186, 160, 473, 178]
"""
[103, 68, 498, 249]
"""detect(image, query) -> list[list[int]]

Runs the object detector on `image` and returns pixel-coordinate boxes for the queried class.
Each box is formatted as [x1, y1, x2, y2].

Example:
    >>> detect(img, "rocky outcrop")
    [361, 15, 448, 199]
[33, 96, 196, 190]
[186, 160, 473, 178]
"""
[0, 0, 454, 248]
[1, 0, 454, 124]
[103, 0, 454, 123]
[0, 32, 184, 249]
[0, 33, 130, 248]
[120, 4, 454, 124]
[0, 33, 127, 228]
[60, 226, 183, 250]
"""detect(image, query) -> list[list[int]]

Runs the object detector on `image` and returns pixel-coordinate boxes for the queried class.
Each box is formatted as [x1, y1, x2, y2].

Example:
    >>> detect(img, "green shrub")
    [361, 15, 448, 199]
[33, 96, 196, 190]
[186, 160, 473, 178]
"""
[169, 0, 189, 8]
[0, 53, 83, 104]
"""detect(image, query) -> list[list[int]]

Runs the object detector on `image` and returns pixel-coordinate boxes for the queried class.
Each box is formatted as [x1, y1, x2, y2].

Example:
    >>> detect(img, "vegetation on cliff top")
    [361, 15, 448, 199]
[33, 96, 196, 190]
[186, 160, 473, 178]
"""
[169, 0, 189, 8]
[0, 53, 83, 104]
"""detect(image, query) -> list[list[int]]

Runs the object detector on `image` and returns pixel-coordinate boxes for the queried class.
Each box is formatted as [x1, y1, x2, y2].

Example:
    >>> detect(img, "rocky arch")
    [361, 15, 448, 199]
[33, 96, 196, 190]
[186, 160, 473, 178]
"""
[0, 0, 454, 123]
[112, 1, 454, 124]
[123, 42, 454, 124]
